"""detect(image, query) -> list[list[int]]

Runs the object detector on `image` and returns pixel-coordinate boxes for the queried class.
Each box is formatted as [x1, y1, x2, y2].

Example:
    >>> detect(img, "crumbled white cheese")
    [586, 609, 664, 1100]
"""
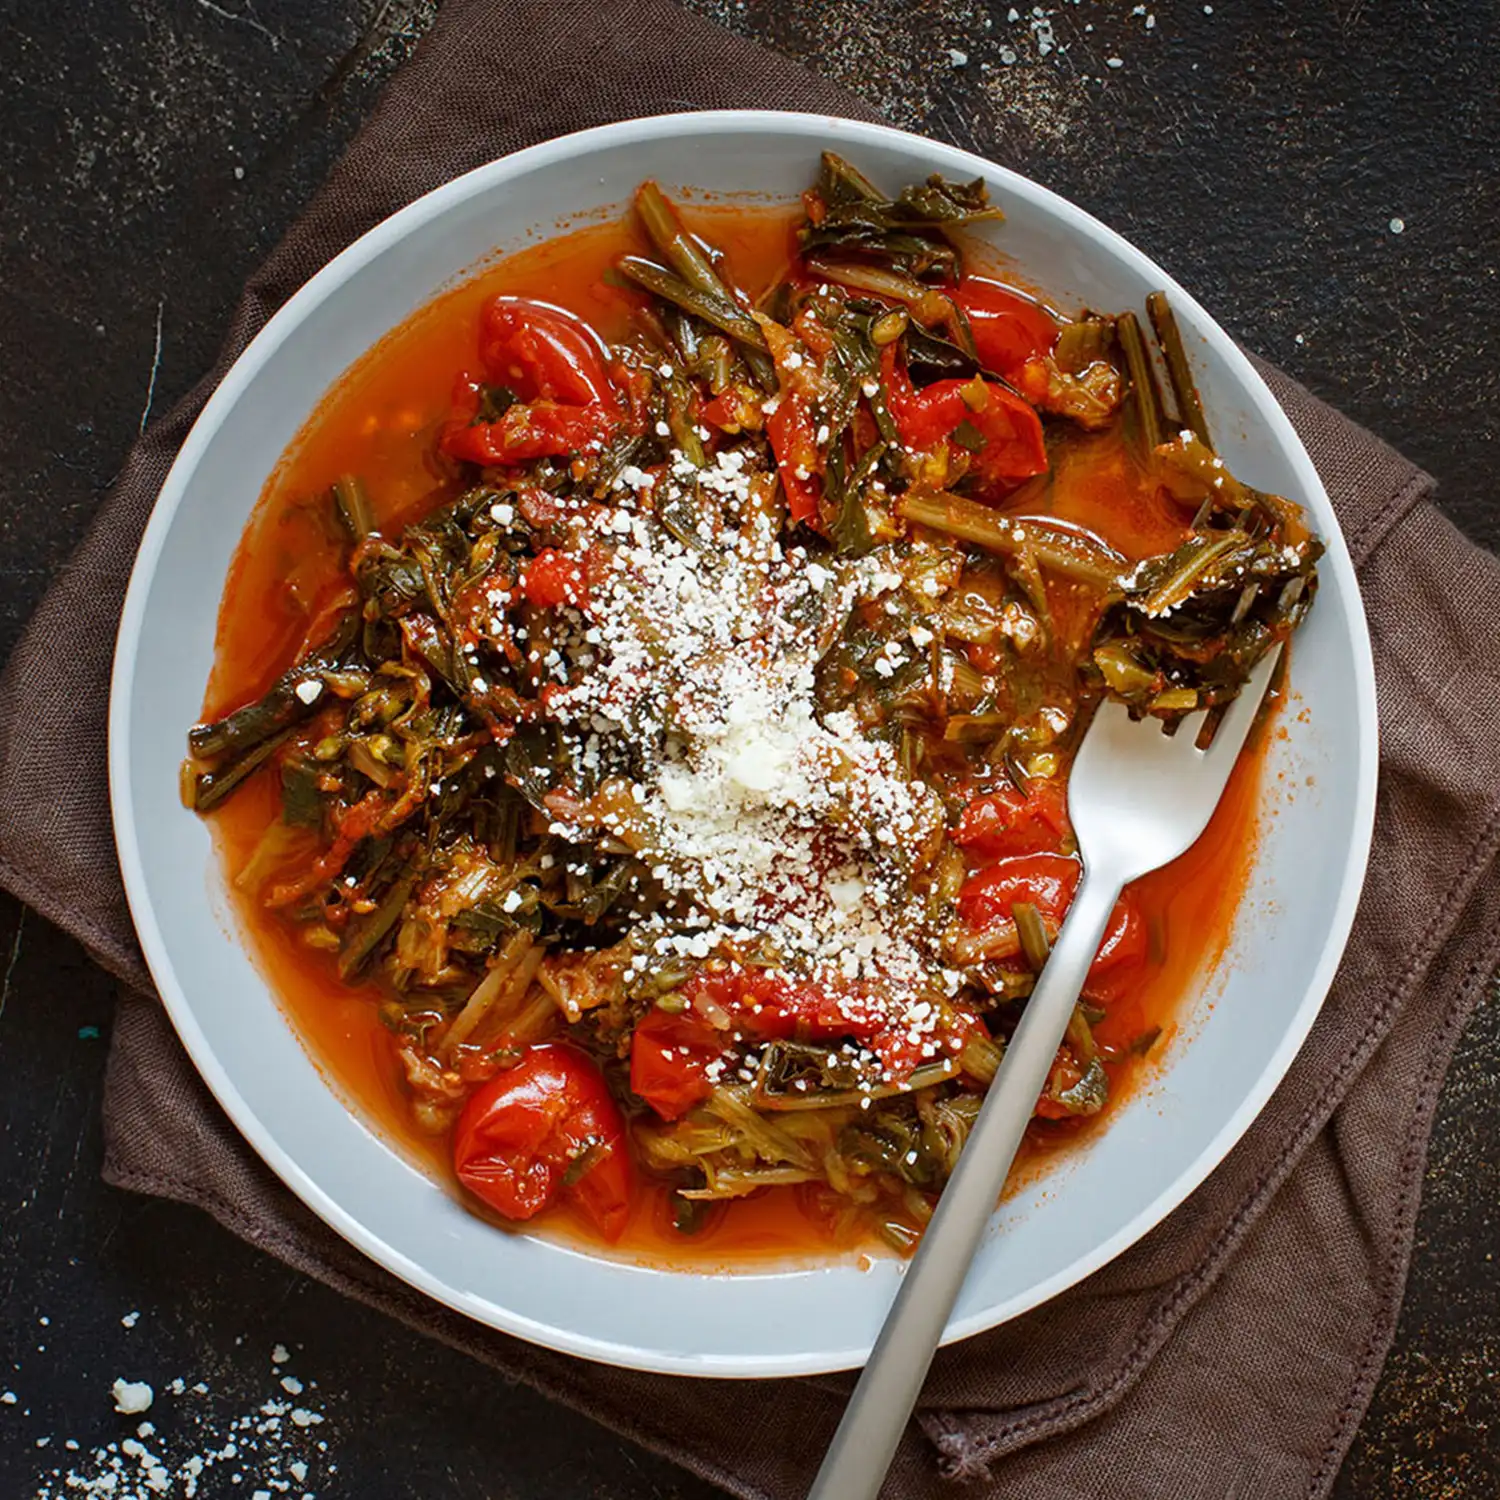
[484, 441, 958, 1031]
[32, 1357, 330, 1500]
[111, 1380, 154, 1415]
[293, 680, 323, 705]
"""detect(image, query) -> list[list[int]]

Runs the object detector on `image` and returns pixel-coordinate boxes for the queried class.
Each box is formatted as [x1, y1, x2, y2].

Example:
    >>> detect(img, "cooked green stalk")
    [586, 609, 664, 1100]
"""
[1013, 901, 1052, 973]
[754, 1058, 961, 1112]
[802, 257, 957, 326]
[635, 181, 743, 310]
[898, 490, 1127, 588]
[339, 872, 418, 980]
[1146, 290, 1209, 446]
[1138, 532, 1251, 618]
[1115, 311, 1164, 453]
[615, 256, 767, 351]
[189, 614, 357, 759]
[191, 729, 293, 811]
[333, 474, 376, 541]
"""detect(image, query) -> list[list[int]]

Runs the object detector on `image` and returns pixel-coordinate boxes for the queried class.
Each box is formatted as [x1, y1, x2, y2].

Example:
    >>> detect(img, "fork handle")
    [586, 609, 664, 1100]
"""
[806, 872, 1123, 1500]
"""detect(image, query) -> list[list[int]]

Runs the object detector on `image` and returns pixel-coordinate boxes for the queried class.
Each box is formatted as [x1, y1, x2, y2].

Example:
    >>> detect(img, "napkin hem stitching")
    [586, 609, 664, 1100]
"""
[1348, 468, 1434, 570]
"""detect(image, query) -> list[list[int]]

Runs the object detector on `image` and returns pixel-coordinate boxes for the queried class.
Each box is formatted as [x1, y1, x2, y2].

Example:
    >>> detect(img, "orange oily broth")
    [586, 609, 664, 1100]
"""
[204, 203, 1266, 1268]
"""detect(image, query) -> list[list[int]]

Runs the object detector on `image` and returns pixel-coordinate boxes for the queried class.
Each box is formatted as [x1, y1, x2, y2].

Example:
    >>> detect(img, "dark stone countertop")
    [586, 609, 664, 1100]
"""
[1, 1, 1495, 1494]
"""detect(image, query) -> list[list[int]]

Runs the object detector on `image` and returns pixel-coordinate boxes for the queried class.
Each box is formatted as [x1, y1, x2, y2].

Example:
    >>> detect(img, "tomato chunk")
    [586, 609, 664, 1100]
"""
[964, 384, 1050, 489]
[681, 967, 956, 1083]
[440, 376, 619, 466]
[452, 1044, 631, 1240]
[954, 780, 1072, 862]
[952, 278, 1059, 376]
[629, 1008, 723, 1120]
[520, 547, 588, 609]
[478, 297, 618, 407]
[441, 299, 623, 467]
[879, 346, 1047, 490]
[880, 346, 969, 450]
[1033, 1046, 1086, 1120]
[957, 853, 1146, 991]
[766, 393, 823, 523]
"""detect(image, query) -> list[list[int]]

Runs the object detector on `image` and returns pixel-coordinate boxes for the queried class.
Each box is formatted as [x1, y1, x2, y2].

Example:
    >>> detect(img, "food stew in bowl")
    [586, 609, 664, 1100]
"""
[184, 154, 1319, 1263]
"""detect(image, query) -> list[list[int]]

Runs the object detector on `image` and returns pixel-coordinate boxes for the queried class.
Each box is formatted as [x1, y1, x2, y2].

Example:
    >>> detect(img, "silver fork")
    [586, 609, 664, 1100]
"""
[808, 645, 1283, 1500]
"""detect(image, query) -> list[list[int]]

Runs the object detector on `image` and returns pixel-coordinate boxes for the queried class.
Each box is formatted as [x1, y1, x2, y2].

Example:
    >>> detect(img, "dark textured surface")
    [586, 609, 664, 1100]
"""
[0, 0, 1495, 1494]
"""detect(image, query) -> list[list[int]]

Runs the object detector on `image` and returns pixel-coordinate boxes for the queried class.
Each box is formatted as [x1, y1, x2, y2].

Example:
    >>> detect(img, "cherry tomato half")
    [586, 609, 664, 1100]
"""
[441, 300, 624, 467]
[478, 297, 618, 408]
[957, 853, 1146, 992]
[452, 1044, 631, 1240]
[952, 278, 1059, 377]
[440, 375, 620, 466]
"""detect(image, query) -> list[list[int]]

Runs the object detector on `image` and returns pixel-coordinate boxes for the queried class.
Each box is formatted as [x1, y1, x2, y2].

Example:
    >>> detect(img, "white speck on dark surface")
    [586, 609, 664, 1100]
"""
[1389, 217, 1405, 234]
[31, 1356, 331, 1497]
[111, 1379, 154, 1415]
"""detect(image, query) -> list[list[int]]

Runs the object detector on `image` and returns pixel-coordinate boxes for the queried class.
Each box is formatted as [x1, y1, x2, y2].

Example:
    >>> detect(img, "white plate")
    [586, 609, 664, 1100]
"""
[109, 112, 1377, 1377]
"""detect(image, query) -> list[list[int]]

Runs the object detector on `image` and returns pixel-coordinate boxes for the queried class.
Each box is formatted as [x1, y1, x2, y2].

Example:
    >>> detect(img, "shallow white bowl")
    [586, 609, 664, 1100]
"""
[109, 111, 1377, 1377]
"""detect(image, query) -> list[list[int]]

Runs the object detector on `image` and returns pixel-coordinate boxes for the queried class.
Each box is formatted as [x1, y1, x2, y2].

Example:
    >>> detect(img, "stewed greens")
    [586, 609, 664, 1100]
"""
[186, 154, 1317, 1252]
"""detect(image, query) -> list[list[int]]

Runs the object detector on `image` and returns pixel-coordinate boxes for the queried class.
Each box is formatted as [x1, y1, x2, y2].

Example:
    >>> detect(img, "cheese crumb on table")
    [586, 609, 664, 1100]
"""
[112, 1378, 154, 1415]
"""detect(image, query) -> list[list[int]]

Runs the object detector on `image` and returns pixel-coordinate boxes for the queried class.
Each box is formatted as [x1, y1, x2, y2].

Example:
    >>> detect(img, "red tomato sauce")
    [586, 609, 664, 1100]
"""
[203, 203, 1267, 1268]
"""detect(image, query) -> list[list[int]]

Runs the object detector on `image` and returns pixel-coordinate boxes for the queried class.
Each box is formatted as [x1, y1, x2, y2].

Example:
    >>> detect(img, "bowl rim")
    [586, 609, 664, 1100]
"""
[108, 108, 1379, 1377]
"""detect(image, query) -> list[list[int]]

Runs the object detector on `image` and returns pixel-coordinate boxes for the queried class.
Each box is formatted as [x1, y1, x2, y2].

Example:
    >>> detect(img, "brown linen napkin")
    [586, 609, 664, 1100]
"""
[3, 1, 1497, 1495]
